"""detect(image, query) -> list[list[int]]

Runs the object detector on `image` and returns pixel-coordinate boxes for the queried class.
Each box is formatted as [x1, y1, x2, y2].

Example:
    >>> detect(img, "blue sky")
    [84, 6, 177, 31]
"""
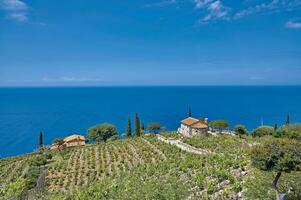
[0, 0, 300, 86]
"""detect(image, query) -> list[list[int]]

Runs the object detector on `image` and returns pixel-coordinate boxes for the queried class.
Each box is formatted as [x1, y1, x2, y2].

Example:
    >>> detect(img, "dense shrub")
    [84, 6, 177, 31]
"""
[234, 125, 248, 136]
[147, 122, 162, 134]
[88, 123, 117, 142]
[251, 138, 301, 199]
[0, 178, 26, 200]
[252, 126, 274, 137]
[271, 124, 301, 140]
[285, 124, 301, 140]
[209, 120, 229, 133]
[25, 166, 40, 188]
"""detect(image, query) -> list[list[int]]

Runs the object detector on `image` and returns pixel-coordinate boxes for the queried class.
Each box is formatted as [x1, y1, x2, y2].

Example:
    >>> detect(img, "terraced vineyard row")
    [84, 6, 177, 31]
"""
[0, 155, 34, 186]
[49, 135, 250, 199]
[46, 137, 167, 193]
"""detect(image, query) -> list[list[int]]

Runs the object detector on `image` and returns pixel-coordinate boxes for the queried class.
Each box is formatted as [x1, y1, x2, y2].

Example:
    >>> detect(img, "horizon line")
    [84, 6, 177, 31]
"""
[0, 84, 301, 88]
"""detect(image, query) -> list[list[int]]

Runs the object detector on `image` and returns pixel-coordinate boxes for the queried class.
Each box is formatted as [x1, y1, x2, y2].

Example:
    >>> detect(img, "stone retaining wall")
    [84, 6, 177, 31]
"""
[157, 135, 211, 155]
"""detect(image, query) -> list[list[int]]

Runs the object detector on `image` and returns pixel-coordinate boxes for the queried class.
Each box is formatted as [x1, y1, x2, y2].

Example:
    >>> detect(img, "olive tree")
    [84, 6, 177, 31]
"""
[53, 138, 64, 149]
[88, 123, 117, 142]
[147, 122, 162, 134]
[252, 126, 274, 137]
[234, 125, 248, 137]
[209, 120, 229, 134]
[251, 138, 301, 200]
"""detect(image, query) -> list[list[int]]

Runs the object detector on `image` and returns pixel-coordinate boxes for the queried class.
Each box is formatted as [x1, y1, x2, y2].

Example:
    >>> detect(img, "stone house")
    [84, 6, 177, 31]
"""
[178, 117, 209, 137]
[63, 134, 86, 147]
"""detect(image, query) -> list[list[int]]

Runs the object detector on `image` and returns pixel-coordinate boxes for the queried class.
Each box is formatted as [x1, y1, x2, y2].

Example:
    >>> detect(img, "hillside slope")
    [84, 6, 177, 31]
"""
[1, 134, 301, 200]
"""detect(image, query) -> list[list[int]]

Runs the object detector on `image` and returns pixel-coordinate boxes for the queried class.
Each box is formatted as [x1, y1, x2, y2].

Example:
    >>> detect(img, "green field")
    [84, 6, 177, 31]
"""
[1, 134, 301, 200]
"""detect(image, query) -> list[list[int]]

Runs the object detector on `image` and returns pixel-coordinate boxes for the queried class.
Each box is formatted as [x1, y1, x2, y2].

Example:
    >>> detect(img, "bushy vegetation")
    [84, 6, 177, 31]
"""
[147, 122, 162, 134]
[251, 138, 301, 199]
[274, 124, 301, 140]
[252, 124, 301, 140]
[252, 126, 274, 137]
[209, 120, 229, 133]
[88, 123, 117, 142]
[0, 152, 52, 199]
[234, 125, 248, 136]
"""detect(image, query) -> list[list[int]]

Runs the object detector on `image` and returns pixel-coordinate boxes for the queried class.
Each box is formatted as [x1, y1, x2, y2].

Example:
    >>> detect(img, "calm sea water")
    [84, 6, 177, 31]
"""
[0, 86, 301, 158]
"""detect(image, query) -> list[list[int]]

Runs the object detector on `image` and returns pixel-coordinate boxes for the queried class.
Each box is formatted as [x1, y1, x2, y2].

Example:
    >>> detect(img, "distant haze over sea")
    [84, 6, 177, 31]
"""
[0, 86, 301, 158]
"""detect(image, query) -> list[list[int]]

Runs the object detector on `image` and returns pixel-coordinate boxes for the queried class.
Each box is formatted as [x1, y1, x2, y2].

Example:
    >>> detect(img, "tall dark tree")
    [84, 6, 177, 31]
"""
[188, 107, 192, 117]
[274, 123, 278, 131]
[135, 113, 141, 136]
[39, 130, 43, 149]
[286, 113, 290, 128]
[126, 117, 132, 137]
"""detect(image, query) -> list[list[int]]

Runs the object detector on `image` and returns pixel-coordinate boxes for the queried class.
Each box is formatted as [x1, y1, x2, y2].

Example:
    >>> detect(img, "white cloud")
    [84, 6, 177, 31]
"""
[144, 0, 177, 8]
[1, 0, 28, 10]
[42, 76, 104, 83]
[194, 0, 214, 9]
[195, 0, 230, 23]
[285, 18, 301, 29]
[7, 12, 27, 22]
[145, 0, 301, 25]
[0, 0, 29, 22]
[235, 0, 301, 19]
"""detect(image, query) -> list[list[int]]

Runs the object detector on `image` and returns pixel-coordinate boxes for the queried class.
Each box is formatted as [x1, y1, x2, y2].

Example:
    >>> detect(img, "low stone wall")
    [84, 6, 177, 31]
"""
[157, 135, 211, 155]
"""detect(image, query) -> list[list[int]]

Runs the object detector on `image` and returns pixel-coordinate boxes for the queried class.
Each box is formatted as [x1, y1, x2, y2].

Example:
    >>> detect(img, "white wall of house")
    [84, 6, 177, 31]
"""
[178, 124, 208, 137]
[65, 141, 85, 147]
[178, 124, 191, 136]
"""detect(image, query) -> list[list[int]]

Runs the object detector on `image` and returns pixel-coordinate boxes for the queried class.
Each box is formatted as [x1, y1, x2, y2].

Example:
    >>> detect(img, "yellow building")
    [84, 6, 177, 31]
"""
[63, 134, 86, 147]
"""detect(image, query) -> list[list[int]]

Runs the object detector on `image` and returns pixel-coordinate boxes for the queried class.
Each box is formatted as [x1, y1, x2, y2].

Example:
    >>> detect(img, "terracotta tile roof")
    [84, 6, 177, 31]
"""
[64, 134, 85, 143]
[191, 122, 208, 129]
[181, 117, 208, 129]
[181, 117, 199, 126]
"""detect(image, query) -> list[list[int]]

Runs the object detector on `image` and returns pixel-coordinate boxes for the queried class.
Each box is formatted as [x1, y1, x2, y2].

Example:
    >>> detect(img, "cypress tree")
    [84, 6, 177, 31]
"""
[39, 130, 43, 149]
[126, 117, 132, 137]
[286, 113, 290, 128]
[135, 113, 141, 136]
[274, 123, 278, 131]
[188, 107, 192, 117]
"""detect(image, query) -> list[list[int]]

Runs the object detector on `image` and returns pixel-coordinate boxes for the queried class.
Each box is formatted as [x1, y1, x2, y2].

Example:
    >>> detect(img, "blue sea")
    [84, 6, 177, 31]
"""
[1, 86, 301, 158]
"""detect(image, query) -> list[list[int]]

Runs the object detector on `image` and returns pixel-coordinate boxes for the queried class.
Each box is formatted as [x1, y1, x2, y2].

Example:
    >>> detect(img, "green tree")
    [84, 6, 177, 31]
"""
[209, 120, 229, 134]
[126, 117, 132, 137]
[252, 126, 274, 137]
[286, 113, 290, 128]
[135, 113, 141, 136]
[39, 130, 43, 149]
[234, 125, 248, 137]
[251, 138, 301, 200]
[274, 123, 278, 131]
[147, 122, 162, 134]
[88, 123, 117, 142]
[188, 107, 192, 117]
[53, 138, 64, 149]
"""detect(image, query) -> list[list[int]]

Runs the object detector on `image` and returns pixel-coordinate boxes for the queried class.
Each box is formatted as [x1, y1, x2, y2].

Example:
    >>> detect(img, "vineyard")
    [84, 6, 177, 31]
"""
[49, 135, 251, 199]
[46, 137, 167, 193]
[0, 154, 37, 187]
[1, 134, 301, 199]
